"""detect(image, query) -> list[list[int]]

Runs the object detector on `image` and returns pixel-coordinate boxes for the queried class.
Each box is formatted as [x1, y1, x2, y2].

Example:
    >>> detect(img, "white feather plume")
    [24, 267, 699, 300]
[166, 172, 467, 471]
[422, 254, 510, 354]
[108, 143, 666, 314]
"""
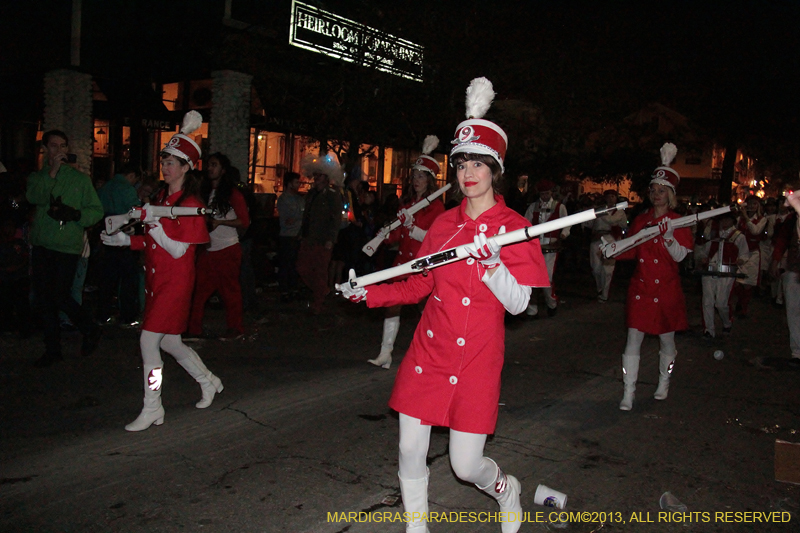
[465, 77, 495, 119]
[660, 142, 678, 166]
[180, 110, 203, 135]
[421, 135, 439, 155]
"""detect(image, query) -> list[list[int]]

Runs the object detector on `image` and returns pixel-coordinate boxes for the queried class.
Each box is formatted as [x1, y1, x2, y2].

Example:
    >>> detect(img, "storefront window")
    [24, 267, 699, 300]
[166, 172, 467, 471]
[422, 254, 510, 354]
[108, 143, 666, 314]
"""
[162, 83, 180, 111]
[93, 120, 111, 157]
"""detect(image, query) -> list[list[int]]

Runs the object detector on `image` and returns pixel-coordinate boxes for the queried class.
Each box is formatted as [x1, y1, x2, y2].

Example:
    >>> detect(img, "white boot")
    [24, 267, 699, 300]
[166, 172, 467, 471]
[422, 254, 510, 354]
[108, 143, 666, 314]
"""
[399, 468, 429, 532]
[619, 354, 639, 411]
[125, 365, 165, 431]
[477, 459, 522, 533]
[175, 349, 224, 408]
[654, 352, 676, 400]
[369, 316, 399, 369]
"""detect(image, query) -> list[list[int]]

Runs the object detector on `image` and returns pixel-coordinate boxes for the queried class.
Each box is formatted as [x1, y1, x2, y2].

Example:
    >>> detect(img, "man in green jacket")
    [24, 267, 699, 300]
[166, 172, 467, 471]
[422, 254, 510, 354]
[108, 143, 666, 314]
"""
[26, 130, 104, 367]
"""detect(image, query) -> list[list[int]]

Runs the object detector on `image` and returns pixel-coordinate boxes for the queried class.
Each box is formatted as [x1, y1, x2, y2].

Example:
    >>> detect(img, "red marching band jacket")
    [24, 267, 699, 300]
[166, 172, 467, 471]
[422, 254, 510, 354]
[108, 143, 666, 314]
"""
[386, 196, 445, 266]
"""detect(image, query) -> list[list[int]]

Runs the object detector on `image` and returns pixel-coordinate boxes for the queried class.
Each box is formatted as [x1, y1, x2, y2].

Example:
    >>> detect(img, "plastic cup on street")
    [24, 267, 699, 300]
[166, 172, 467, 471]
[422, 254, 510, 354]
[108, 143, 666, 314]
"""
[534, 484, 568, 509]
[659, 491, 688, 512]
[714, 350, 724, 360]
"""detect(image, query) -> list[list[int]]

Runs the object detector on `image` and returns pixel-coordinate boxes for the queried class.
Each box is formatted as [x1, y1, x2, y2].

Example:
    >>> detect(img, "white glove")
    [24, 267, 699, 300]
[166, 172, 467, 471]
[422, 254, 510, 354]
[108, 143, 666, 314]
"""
[409, 225, 427, 242]
[398, 208, 414, 228]
[101, 230, 131, 247]
[482, 263, 532, 315]
[336, 269, 367, 303]
[464, 226, 504, 269]
[658, 218, 675, 241]
[141, 203, 161, 224]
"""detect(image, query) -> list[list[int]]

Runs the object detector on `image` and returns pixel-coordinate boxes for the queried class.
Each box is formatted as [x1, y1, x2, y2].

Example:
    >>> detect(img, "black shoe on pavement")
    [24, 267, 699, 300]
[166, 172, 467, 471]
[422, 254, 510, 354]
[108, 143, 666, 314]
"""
[547, 306, 558, 317]
[702, 331, 714, 341]
[34, 352, 63, 368]
[81, 326, 103, 357]
[723, 327, 732, 335]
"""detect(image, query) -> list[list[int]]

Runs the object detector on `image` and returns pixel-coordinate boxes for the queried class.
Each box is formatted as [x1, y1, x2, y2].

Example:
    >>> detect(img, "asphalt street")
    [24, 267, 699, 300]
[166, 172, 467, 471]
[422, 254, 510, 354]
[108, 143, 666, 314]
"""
[1, 267, 798, 532]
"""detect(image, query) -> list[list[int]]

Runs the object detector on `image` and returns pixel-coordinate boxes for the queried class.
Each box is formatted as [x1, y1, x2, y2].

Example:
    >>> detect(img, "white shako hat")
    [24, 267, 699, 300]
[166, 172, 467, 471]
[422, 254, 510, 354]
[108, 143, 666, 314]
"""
[300, 151, 345, 187]
[650, 142, 680, 191]
[411, 135, 441, 177]
[449, 77, 508, 173]
[162, 111, 203, 169]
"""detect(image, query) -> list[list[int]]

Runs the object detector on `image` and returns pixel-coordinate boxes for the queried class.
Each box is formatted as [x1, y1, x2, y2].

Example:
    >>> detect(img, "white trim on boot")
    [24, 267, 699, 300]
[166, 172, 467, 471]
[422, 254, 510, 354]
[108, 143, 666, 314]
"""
[476, 459, 522, 533]
[125, 365, 165, 431]
[175, 349, 224, 408]
[369, 316, 399, 369]
[399, 468, 429, 532]
[620, 354, 640, 411]
[654, 351, 676, 400]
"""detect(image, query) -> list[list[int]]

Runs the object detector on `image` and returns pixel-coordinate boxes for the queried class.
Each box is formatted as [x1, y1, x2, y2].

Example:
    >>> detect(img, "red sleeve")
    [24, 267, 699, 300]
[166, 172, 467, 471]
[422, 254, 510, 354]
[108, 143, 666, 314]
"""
[414, 200, 445, 230]
[130, 235, 145, 251]
[496, 209, 550, 287]
[366, 272, 435, 307]
[230, 189, 250, 229]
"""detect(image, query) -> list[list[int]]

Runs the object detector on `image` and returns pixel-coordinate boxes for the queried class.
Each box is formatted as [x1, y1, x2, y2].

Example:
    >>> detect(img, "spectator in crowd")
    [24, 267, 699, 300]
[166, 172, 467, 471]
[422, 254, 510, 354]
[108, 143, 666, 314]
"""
[772, 190, 800, 359]
[277, 171, 304, 302]
[732, 195, 766, 318]
[297, 152, 343, 315]
[186, 152, 250, 341]
[26, 130, 103, 367]
[96, 165, 141, 326]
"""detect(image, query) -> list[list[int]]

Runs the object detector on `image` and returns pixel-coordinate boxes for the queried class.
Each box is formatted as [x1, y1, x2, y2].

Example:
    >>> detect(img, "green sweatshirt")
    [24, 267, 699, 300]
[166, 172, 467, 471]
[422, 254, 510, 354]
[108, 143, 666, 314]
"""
[26, 164, 104, 255]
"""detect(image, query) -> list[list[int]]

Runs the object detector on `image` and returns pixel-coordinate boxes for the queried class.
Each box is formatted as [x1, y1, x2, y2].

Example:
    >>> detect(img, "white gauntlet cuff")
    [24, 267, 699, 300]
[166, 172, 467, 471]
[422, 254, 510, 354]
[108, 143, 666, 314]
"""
[149, 224, 190, 259]
[409, 225, 427, 242]
[482, 263, 532, 315]
[664, 239, 688, 262]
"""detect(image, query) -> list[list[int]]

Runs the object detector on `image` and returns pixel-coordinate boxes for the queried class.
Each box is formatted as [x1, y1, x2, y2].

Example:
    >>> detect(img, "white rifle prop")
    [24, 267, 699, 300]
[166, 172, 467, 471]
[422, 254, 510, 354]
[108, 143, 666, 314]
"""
[344, 202, 628, 289]
[105, 205, 217, 235]
[601, 206, 731, 258]
[362, 183, 453, 256]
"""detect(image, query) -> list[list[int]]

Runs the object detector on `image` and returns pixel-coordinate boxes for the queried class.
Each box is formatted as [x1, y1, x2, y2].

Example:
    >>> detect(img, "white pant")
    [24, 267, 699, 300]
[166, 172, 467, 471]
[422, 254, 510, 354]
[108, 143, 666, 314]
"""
[398, 413, 496, 487]
[535, 252, 558, 309]
[782, 271, 800, 358]
[701, 276, 734, 336]
[140, 330, 196, 367]
[590, 240, 616, 300]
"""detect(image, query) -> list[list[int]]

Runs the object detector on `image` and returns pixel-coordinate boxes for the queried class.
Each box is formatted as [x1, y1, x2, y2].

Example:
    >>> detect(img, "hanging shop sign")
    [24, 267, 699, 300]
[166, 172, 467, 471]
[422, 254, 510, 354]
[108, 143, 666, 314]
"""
[289, 0, 424, 82]
[122, 117, 176, 131]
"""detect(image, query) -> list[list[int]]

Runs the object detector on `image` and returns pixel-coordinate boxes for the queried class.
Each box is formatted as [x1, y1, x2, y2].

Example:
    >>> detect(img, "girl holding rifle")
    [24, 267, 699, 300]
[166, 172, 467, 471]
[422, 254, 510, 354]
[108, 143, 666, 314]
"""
[368, 136, 445, 369]
[340, 78, 552, 532]
[615, 143, 693, 411]
[101, 111, 223, 431]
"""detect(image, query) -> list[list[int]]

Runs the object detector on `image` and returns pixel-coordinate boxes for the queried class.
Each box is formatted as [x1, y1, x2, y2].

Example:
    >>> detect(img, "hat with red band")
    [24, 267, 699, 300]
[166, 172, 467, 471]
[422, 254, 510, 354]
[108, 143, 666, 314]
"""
[535, 179, 555, 192]
[162, 111, 203, 169]
[450, 78, 508, 173]
[411, 135, 441, 177]
[650, 142, 680, 191]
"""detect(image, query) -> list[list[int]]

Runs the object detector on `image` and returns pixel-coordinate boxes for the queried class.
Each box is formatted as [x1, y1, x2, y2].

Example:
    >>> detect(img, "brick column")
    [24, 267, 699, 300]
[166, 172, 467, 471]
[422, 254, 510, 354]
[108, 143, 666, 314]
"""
[43, 69, 93, 173]
[210, 70, 253, 182]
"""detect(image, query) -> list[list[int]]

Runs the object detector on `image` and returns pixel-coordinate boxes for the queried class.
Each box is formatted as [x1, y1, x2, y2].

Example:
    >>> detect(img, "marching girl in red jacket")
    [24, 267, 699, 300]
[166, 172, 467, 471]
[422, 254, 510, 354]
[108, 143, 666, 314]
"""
[102, 112, 223, 432]
[340, 79, 555, 533]
[613, 143, 693, 411]
[368, 135, 445, 369]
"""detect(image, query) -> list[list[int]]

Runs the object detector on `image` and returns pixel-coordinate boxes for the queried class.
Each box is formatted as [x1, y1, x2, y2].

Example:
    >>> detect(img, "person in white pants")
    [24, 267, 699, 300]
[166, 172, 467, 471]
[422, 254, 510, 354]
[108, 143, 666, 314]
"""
[771, 191, 800, 360]
[699, 212, 749, 338]
[586, 190, 628, 303]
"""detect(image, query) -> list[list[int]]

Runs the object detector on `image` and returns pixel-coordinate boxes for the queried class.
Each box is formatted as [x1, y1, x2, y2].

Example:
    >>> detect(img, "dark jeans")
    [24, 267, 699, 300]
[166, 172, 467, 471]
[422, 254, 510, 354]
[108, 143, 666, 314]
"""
[279, 236, 301, 294]
[31, 246, 96, 356]
[97, 245, 140, 323]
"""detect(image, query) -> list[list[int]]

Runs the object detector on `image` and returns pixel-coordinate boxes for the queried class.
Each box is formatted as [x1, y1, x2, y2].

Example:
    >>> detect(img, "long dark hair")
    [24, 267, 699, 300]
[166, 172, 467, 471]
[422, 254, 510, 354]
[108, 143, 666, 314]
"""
[154, 153, 202, 206]
[201, 152, 237, 216]
[401, 169, 437, 205]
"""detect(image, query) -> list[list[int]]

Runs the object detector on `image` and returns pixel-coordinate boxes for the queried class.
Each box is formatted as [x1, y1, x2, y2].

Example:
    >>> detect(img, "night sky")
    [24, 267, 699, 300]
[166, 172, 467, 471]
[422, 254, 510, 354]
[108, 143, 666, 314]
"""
[2, 1, 798, 154]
